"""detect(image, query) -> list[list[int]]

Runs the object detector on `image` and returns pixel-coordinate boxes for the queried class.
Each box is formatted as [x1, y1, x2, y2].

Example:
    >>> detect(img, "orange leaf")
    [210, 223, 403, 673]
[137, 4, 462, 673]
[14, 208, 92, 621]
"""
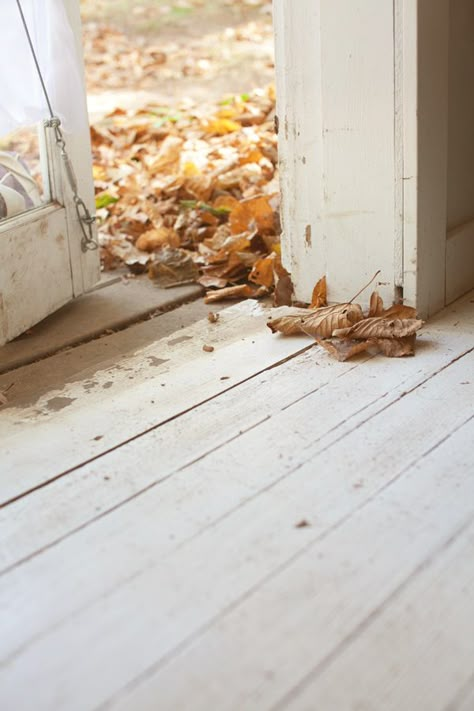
[229, 196, 275, 235]
[310, 276, 327, 309]
[249, 254, 275, 288]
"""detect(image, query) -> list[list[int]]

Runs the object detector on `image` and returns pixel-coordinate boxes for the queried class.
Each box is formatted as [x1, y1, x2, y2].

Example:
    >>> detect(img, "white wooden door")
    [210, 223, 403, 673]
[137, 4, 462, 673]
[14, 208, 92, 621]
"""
[0, 0, 99, 346]
[273, 0, 474, 317]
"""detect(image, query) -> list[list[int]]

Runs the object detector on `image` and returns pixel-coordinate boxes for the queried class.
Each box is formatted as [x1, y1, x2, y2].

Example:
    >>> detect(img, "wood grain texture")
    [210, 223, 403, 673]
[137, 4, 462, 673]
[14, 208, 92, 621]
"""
[0, 337, 472, 710]
[283, 502, 474, 711]
[1, 290, 473, 573]
[0, 301, 312, 503]
[91, 418, 474, 711]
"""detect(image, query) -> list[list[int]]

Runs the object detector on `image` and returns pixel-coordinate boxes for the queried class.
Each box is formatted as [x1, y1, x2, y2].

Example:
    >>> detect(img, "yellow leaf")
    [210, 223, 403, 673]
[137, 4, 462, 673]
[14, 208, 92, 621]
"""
[203, 118, 241, 135]
[182, 161, 201, 177]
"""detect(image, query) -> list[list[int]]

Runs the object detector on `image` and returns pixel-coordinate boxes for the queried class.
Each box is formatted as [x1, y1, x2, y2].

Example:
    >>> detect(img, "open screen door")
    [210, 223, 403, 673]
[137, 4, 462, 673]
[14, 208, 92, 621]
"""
[0, 0, 99, 346]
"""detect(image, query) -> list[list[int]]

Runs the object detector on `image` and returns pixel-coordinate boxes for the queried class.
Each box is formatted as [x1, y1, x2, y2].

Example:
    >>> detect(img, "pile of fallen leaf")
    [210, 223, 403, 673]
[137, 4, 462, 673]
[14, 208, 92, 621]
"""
[267, 276, 424, 361]
[93, 85, 293, 303]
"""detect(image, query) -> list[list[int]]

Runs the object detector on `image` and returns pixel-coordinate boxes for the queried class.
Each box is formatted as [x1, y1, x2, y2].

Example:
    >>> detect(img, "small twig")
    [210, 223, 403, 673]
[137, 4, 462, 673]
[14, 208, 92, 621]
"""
[348, 270, 381, 304]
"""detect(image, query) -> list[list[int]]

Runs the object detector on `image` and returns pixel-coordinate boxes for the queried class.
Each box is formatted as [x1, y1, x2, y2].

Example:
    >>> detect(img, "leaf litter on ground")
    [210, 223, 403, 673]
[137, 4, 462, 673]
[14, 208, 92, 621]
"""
[267, 275, 424, 361]
[93, 85, 293, 301]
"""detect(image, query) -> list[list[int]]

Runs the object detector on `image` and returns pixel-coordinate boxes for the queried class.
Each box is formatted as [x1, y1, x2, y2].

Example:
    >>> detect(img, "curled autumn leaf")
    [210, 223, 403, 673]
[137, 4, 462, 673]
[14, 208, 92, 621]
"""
[267, 311, 309, 336]
[249, 253, 275, 288]
[299, 303, 364, 339]
[316, 337, 372, 362]
[368, 291, 418, 320]
[310, 276, 327, 309]
[205, 284, 268, 303]
[229, 195, 275, 235]
[268, 303, 364, 338]
[136, 226, 180, 252]
[368, 290, 384, 318]
[333, 317, 424, 340]
[374, 335, 417, 357]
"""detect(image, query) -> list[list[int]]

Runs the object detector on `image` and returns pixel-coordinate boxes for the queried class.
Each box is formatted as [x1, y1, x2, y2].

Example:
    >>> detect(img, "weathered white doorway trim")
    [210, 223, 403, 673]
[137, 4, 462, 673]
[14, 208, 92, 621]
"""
[0, 0, 99, 346]
[274, 0, 474, 317]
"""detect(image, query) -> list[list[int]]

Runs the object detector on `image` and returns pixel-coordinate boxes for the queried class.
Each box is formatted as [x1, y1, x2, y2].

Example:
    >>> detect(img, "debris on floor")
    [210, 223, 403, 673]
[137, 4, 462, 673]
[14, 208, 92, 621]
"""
[267, 276, 424, 360]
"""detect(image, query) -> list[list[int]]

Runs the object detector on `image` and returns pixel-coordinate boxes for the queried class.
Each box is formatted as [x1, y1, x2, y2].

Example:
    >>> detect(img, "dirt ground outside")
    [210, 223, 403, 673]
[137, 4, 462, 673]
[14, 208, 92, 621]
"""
[80, 0, 275, 117]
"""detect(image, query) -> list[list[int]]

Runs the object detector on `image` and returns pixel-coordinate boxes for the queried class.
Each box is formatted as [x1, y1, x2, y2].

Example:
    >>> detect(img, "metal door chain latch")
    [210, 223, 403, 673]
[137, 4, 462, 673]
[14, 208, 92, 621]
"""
[44, 117, 98, 252]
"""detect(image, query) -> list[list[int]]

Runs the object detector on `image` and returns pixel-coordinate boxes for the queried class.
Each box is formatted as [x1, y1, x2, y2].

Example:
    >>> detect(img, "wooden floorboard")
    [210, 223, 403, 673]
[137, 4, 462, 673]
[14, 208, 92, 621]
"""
[0, 300, 314, 503]
[108, 418, 474, 711]
[282, 514, 474, 711]
[1, 291, 472, 571]
[0, 292, 473, 711]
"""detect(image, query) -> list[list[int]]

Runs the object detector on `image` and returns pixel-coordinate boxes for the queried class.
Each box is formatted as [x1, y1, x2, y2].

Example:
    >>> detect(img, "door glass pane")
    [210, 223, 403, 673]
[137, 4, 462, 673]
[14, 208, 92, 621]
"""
[0, 123, 49, 222]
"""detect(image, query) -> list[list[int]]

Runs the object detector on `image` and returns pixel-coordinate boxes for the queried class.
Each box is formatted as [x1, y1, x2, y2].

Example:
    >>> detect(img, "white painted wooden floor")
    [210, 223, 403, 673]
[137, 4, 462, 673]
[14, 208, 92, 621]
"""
[1, 292, 473, 711]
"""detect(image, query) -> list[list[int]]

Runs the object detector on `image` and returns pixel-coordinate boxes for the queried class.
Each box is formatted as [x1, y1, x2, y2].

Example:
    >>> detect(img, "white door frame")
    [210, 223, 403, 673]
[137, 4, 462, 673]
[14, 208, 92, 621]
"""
[0, 0, 99, 346]
[274, 0, 474, 317]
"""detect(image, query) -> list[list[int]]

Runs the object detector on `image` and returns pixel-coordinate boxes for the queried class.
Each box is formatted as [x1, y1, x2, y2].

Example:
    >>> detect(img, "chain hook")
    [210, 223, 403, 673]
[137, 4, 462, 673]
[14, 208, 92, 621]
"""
[44, 117, 98, 252]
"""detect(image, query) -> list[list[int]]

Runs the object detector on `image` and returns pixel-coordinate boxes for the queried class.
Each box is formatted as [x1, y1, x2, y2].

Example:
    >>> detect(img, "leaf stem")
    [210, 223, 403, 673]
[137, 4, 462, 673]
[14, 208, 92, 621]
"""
[348, 270, 381, 304]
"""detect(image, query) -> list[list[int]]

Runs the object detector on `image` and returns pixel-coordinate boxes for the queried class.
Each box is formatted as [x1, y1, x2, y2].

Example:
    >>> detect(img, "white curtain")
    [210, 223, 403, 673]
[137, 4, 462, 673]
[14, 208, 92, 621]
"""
[0, 0, 86, 136]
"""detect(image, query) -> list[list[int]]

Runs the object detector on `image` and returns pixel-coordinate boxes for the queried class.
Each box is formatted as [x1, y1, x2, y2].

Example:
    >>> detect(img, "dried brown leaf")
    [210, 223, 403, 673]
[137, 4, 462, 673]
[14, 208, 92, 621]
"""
[368, 290, 418, 319]
[333, 317, 424, 340]
[273, 271, 294, 307]
[267, 314, 306, 336]
[229, 195, 275, 235]
[148, 246, 199, 286]
[368, 290, 384, 317]
[149, 135, 183, 172]
[204, 284, 267, 304]
[372, 335, 416, 357]
[300, 303, 364, 339]
[316, 337, 372, 362]
[381, 304, 418, 319]
[310, 276, 327, 309]
[135, 227, 180, 252]
[249, 254, 275, 288]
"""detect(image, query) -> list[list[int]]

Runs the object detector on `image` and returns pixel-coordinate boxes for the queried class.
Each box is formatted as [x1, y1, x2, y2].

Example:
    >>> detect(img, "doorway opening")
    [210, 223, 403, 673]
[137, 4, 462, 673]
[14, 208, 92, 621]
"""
[81, 0, 284, 304]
